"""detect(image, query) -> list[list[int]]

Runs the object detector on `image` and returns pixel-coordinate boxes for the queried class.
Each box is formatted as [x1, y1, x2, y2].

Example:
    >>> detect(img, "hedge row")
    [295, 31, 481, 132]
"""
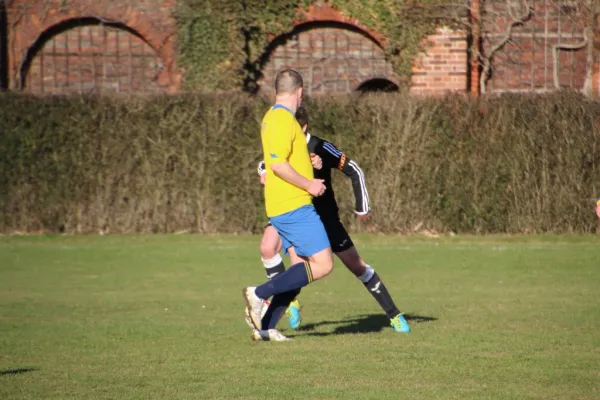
[1, 91, 599, 234]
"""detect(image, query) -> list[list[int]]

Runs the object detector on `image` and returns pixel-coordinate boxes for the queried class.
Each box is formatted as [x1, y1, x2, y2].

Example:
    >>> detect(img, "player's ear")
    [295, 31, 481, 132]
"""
[297, 87, 303, 104]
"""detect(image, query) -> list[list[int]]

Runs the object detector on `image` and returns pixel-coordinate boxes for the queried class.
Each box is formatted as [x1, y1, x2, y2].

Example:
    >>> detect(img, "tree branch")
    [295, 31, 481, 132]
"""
[480, 1, 532, 94]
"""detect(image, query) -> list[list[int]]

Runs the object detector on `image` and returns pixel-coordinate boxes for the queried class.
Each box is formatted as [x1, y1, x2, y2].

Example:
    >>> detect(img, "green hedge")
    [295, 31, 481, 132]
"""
[1, 92, 599, 234]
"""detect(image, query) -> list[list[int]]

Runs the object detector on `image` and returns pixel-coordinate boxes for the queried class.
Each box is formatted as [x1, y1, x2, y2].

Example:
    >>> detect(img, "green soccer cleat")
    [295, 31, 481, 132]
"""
[285, 299, 302, 330]
[390, 313, 411, 333]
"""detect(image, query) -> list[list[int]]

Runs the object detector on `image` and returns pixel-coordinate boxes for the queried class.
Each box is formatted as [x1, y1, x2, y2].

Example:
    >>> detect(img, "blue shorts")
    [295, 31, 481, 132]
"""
[270, 205, 330, 257]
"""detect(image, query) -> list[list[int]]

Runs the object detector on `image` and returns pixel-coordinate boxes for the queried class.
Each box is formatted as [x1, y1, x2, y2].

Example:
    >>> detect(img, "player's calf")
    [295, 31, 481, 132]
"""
[336, 246, 409, 331]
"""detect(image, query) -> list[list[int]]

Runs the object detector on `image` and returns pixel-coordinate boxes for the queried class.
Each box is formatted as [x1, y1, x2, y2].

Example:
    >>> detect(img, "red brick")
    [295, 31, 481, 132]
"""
[5, 1, 597, 96]
[8, 0, 178, 93]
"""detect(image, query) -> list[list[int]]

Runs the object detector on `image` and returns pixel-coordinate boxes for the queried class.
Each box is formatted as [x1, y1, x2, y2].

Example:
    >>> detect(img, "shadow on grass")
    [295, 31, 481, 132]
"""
[0, 368, 38, 376]
[293, 313, 437, 337]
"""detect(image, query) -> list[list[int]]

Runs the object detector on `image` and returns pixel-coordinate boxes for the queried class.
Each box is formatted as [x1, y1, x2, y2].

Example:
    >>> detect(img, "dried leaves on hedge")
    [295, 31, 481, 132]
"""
[0, 91, 599, 234]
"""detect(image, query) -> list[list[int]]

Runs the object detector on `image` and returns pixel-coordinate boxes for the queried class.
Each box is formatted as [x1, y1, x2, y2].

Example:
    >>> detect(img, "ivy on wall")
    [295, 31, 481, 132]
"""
[333, 0, 464, 85]
[176, 0, 311, 92]
[176, 0, 459, 92]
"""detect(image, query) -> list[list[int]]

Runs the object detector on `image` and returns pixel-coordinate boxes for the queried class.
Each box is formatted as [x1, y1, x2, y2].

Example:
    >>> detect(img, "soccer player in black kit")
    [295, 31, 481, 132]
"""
[250, 106, 410, 340]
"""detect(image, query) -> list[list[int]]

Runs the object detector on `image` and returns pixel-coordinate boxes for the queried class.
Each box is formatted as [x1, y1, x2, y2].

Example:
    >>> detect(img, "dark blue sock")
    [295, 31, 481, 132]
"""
[261, 289, 301, 330]
[255, 261, 312, 300]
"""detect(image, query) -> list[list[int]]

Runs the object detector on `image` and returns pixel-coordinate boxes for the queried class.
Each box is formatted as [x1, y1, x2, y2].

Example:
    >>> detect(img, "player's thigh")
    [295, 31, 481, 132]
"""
[260, 224, 282, 259]
[287, 246, 305, 265]
[321, 216, 354, 253]
[335, 246, 366, 277]
[271, 205, 333, 279]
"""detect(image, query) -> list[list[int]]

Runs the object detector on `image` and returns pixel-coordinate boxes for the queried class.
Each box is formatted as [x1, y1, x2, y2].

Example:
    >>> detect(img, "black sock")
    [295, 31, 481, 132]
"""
[364, 272, 400, 319]
[261, 289, 301, 330]
[262, 254, 286, 279]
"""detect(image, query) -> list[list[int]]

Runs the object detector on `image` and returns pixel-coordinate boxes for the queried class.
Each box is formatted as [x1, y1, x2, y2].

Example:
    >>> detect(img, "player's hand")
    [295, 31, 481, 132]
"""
[310, 153, 323, 170]
[259, 173, 266, 185]
[307, 179, 326, 197]
[354, 211, 370, 221]
[596, 200, 600, 219]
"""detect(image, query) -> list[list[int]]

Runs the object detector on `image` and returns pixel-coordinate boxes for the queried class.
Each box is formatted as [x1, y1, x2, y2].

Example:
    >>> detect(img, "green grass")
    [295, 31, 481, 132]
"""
[1, 234, 599, 400]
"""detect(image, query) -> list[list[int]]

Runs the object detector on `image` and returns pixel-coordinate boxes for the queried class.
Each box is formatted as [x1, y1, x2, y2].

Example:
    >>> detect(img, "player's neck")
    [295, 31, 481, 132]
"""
[273, 96, 297, 113]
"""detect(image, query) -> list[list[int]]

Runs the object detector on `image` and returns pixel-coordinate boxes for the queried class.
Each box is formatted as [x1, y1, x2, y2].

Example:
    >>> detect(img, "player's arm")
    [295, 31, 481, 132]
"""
[266, 122, 325, 196]
[320, 140, 370, 215]
[271, 162, 319, 193]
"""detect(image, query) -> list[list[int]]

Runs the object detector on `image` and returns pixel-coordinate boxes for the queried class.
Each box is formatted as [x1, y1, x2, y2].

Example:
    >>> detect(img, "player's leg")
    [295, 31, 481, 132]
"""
[260, 224, 285, 279]
[259, 226, 304, 330]
[283, 247, 303, 329]
[258, 245, 333, 332]
[243, 205, 333, 330]
[249, 230, 298, 340]
[336, 246, 410, 333]
[260, 246, 304, 331]
[325, 217, 410, 333]
[245, 224, 284, 329]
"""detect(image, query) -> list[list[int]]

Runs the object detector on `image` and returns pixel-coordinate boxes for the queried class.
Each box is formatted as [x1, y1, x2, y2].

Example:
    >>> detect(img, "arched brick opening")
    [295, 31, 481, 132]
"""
[356, 77, 400, 92]
[259, 21, 396, 96]
[7, 0, 180, 92]
[20, 18, 165, 94]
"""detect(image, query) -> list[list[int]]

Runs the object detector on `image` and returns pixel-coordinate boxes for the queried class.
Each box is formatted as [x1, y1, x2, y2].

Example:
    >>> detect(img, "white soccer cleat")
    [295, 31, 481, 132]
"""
[244, 307, 254, 329]
[251, 328, 292, 342]
[245, 300, 272, 330]
[242, 286, 264, 330]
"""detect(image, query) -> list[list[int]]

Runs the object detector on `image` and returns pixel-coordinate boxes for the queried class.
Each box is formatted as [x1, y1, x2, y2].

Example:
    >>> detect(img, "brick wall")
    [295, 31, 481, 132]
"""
[483, 0, 598, 94]
[411, 27, 469, 94]
[259, 24, 397, 96]
[3, 1, 597, 96]
[6, 0, 180, 93]
[261, 3, 468, 96]
[25, 23, 165, 94]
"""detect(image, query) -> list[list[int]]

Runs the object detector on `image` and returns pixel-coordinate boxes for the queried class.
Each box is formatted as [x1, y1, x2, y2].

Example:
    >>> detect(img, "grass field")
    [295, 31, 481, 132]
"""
[1, 234, 599, 400]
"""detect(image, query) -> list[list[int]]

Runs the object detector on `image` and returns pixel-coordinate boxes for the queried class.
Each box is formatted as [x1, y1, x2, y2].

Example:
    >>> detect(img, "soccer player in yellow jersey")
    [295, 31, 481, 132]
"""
[252, 106, 411, 338]
[242, 69, 334, 340]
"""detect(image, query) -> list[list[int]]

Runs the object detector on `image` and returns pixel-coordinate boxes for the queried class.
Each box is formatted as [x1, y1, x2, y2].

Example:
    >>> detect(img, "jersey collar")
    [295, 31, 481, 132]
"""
[305, 132, 311, 144]
[271, 104, 294, 116]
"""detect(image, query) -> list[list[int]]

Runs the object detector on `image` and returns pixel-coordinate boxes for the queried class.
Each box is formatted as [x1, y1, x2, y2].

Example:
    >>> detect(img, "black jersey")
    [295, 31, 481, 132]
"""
[306, 133, 370, 217]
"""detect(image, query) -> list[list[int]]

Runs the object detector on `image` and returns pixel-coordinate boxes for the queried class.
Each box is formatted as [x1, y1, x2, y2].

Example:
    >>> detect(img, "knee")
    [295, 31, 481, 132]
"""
[309, 252, 334, 280]
[319, 261, 334, 277]
[322, 261, 334, 277]
[260, 238, 279, 259]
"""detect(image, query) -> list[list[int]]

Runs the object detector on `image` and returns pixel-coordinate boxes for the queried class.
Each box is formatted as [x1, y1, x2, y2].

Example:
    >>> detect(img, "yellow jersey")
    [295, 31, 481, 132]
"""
[261, 105, 314, 217]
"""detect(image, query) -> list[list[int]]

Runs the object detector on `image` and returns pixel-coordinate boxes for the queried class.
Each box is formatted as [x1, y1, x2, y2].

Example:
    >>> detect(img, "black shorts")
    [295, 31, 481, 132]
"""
[265, 215, 354, 253]
[320, 215, 354, 253]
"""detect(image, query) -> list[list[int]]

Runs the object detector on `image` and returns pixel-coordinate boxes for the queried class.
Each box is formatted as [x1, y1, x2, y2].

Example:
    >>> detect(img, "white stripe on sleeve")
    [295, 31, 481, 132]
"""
[348, 160, 370, 213]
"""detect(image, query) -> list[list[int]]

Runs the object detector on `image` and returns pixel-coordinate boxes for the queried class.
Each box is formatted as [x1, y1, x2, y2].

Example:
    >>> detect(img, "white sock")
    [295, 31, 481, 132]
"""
[357, 265, 375, 283]
[262, 254, 284, 279]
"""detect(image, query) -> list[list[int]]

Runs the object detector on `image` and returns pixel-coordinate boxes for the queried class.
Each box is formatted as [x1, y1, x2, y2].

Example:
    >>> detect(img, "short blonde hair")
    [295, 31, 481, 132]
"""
[274, 69, 303, 95]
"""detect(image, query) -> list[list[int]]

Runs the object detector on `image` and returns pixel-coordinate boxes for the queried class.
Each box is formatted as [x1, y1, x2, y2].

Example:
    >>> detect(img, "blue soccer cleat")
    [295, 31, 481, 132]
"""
[285, 299, 302, 330]
[390, 313, 411, 333]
